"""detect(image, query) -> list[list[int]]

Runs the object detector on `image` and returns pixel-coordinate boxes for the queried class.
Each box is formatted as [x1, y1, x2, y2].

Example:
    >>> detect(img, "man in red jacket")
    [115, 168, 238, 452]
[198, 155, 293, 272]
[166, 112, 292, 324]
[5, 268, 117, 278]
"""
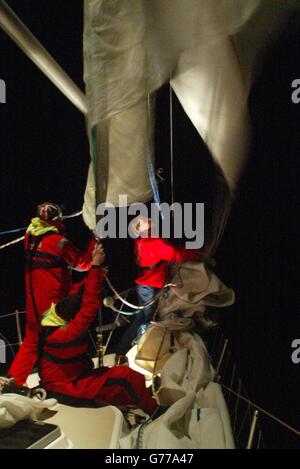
[39, 244, 157, 415]
[114, 217, 202, 355]
[9, 202, 96, 385]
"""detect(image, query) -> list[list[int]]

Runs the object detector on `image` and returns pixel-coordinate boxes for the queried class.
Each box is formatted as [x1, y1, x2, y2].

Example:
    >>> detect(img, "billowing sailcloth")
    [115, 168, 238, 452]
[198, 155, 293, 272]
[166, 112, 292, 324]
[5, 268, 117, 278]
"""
[82, 0, 299, 254]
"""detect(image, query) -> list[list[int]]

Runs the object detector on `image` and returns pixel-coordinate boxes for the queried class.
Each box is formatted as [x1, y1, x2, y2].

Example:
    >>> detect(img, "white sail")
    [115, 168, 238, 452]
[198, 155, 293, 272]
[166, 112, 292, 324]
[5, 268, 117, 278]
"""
[82, 0, 300, 237]
[82, 0, 260, 229]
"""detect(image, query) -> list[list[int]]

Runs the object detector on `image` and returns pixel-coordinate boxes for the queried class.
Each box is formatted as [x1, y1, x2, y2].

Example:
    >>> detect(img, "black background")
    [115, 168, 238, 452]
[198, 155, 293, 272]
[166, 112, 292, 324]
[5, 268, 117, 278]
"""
[0, 1, 299, 449]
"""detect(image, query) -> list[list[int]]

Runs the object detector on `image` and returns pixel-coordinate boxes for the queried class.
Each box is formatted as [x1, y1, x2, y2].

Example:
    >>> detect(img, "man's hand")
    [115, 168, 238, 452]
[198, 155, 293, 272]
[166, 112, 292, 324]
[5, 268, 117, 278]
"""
[92, 243, 106, 266]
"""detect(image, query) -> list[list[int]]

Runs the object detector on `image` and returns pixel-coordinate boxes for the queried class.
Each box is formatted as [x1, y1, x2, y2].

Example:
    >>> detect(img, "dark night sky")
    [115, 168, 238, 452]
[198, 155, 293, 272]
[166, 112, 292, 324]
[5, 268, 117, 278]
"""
[0, 1, 299, 449]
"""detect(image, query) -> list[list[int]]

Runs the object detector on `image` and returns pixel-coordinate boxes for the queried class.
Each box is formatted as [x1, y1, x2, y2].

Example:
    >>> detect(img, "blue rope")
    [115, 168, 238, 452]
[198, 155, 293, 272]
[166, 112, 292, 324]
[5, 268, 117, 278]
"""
[146, 145, 164, 220]
[0, 210, 83, 237]
[135, 405, 162, 449]
[145, 95, 164, 221]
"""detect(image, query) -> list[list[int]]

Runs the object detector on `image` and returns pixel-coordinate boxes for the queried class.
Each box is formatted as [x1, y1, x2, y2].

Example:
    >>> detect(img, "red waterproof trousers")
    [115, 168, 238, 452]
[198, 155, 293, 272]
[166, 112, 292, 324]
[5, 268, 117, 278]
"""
[38, 267, 157, 414]
[40, 365, 157, 415]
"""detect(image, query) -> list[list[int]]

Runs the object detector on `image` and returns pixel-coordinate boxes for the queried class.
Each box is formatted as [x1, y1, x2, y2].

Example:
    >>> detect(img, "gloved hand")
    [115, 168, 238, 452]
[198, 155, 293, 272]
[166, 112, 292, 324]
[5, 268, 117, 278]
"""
[92, 243, 106, 266]
[0, 375, 15, 389]
[0, 376, 31, 397]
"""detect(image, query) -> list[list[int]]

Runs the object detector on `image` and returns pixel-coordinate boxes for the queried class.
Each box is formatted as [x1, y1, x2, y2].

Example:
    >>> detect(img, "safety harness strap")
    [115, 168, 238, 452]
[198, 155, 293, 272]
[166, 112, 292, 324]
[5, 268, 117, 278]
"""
[45, 333, 88, 349]
[41, 352, 91, 365]
[38, 326, 89, 365]
[25, 236, 68, 270]
[103, 377, 139, 404]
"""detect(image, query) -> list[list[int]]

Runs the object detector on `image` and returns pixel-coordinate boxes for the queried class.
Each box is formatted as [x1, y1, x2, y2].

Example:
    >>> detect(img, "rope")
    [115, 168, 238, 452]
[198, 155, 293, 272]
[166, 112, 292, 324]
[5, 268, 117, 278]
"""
[227, 363, 236, 408]
[0, 227, 27, 236]
[0, 210, 83, 250]
[150, 327, 169, 400]
[145, 94, 163, 219]
[104, 294, 129, 353]
[0, 235, 25, 250]
[88, 330, 97, 354]
[102, 302, 140, 317]
[233, 379, 242, 434]
[62, 210, 82, 220]
[220, 383, 300, 438]
[0, 341, 20, 349]
[0, 311, 26, 319]
[135, 405, 162, 449]
[0, 209, 82, 236]
[104, 275, 176, 311]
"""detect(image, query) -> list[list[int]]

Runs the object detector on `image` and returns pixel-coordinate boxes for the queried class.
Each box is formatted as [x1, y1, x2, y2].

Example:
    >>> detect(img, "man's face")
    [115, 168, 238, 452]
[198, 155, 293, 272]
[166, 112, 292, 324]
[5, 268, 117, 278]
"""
[137, 218, 151, 234]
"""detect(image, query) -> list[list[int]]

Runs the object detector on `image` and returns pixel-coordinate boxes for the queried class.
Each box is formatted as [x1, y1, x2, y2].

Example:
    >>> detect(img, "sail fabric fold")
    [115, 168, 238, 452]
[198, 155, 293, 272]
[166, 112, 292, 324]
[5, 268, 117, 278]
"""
[0, 394, 57, 429]
[120, 330, 235, 449]
[157, 262, 235, 319]
[84, 0, 260, 125]
[82, 97, 155, 229]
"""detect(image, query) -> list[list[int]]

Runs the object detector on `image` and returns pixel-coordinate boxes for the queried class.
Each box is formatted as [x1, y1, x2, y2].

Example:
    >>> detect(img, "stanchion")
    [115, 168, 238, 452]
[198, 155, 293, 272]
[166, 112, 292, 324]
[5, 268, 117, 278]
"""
[15, 309, 23, 346]
[247, 410, 259, 449]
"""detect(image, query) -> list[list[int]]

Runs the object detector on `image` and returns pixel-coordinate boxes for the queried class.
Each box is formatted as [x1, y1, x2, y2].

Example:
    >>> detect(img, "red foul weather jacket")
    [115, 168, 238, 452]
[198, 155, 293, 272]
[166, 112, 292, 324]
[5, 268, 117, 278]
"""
[38, 267, 157, 414]
[9, 217, 96, 385]
[135, 237, 202, 288]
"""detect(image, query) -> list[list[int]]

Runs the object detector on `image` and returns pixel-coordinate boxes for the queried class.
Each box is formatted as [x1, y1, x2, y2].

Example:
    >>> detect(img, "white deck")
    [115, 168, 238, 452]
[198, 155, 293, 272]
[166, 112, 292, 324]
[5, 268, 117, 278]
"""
[43, 404, 126, 449]
[26, 354, 128, 449]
